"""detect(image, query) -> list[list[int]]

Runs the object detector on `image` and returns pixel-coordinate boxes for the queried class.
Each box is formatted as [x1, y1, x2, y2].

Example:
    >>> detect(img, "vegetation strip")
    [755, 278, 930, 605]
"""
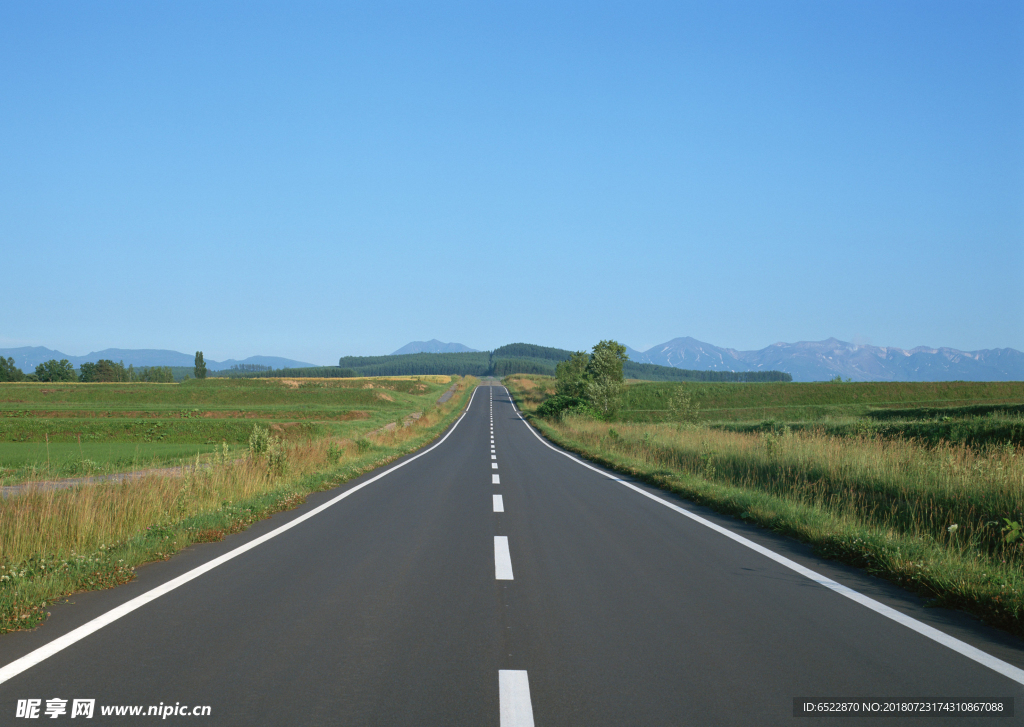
[0, 378, 476, 635]
[505, 377, 1024, 639]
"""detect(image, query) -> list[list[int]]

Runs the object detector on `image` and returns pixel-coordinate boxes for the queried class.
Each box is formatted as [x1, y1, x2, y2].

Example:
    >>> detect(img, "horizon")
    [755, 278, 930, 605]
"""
[2, 333, 1021, 371]
[2, 2, 1021, 362]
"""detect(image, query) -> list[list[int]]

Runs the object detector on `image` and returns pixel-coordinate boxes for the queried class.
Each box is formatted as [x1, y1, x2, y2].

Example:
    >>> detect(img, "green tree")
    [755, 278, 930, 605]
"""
[194, 351, 207, 380]
[35, 359, 77, 382]
[79, 359, 128, 382]
[0, 357, 25, 382]
[78, 361, 98, 382]
[555, 351, 590, 398]
[140, 366, 174, 383]
[584, 340, 627, 419]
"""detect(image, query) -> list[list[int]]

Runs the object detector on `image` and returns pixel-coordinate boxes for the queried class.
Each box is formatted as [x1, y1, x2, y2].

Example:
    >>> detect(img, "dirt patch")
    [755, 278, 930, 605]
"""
[375, 392, 394, 402]
[200, 410, 257, 419]
[361, 383, 374, 389]
[280, 380, 301, 389]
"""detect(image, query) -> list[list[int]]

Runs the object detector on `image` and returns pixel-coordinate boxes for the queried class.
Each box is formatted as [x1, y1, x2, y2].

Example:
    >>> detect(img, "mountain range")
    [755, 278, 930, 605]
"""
[4, 337, 1021, 382]
[625, 337, 1024, 382]
[391, 340, 478, 355]
[0, 347, 316, 373]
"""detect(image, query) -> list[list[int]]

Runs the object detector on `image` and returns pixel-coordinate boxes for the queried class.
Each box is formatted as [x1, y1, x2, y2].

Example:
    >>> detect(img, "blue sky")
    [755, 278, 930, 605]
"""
[2, 1, 1021, 364]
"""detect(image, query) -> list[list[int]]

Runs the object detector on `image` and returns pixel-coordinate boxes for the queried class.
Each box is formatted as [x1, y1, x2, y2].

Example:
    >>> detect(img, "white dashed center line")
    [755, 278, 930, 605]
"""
[494, 536, 514, 580]
[493, 494, 504, 512]
[499, 670, 535, 727]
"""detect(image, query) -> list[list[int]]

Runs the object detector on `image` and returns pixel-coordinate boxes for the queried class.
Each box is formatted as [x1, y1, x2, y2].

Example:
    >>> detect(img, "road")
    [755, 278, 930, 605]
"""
[1, 385, 1022, 724]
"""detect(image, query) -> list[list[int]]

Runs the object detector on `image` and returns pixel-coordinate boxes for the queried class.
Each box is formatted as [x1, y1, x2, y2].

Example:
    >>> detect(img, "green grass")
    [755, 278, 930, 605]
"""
[0, 376, 453, 485]
[712, 416, 1024, 448]
[617, 380, 1024, 423]
[0, 442, 222, 482]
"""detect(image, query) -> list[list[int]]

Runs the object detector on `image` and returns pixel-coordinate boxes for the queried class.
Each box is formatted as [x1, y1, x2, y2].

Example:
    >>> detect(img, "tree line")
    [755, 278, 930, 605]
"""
[206, 345, 793, 382]
[0, 357, 175, 383]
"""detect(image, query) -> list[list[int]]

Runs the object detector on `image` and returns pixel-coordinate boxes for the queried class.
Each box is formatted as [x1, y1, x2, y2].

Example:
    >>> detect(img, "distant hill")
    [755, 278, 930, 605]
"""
[626, 337, 1024, 382]
[391, 340, 478, 355]
[0, 347, 317, 373]
[327, 344, 790, 382]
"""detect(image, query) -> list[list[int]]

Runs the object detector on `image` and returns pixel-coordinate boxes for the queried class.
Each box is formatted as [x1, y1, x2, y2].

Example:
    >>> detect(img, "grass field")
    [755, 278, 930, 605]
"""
[617, 379, 1024, 422]
[0, 376, 454, 486]
[506, 374, 1024, 636]
[0, 375, 474, 633]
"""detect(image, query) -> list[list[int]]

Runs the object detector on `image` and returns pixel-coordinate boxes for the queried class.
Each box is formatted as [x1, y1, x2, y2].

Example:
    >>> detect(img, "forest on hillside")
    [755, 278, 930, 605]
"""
[210, 344, 792, 382]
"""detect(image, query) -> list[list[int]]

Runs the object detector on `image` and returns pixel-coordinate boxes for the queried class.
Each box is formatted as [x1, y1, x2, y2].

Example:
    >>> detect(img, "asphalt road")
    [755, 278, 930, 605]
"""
[1, 385, 1023, 725]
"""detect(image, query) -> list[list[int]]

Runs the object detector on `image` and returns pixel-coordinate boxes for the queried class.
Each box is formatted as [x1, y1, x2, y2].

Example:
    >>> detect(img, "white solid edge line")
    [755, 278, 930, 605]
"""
[492, 474, 500, 484]
[494, 536, 514, 580]
[493, 494, 504, 512]
[499, 670, 535, 727]
[0, 386, 483, 687]
[500, 387, 1024, 686]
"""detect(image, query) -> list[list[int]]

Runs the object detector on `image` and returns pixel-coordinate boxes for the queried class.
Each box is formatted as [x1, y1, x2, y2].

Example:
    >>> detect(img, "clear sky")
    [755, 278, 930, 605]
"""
[2, 1, 1021, 364]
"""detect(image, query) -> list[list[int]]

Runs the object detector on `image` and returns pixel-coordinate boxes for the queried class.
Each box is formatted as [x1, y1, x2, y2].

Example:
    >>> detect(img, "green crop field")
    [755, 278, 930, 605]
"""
[610, 380, 1024, 448]
[617, 379, 1024, 422]
[0, 376, 455, 486]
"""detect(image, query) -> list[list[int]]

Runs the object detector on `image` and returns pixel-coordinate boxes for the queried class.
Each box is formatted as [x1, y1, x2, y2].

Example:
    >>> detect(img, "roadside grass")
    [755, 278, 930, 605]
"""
[505, 375, 556, 410]
[0, 376, 452, 486]
[506, 376, 1024, 637]
[0, 377, 475, 634]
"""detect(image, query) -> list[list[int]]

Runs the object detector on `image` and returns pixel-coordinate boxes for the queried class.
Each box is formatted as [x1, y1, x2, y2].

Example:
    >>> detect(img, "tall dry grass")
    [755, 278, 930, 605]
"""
[555, 418, 1024, 561]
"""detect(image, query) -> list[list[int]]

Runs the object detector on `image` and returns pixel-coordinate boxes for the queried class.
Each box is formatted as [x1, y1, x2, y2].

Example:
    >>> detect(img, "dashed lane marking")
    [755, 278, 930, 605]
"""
[499, 670, 535, 727]
[494, 536, 514, 580]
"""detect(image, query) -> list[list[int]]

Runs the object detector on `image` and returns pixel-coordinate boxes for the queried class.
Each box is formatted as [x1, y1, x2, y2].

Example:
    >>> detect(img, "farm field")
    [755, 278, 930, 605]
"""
[0, 376, 454, 486]
[617, 378, 1024, 422]
[506, 374, 1024, 636]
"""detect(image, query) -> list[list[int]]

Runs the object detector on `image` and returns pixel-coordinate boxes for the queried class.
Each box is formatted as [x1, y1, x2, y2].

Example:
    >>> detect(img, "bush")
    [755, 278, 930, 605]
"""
[536, 395, 597, 420]
[248, 425, 271, 456]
